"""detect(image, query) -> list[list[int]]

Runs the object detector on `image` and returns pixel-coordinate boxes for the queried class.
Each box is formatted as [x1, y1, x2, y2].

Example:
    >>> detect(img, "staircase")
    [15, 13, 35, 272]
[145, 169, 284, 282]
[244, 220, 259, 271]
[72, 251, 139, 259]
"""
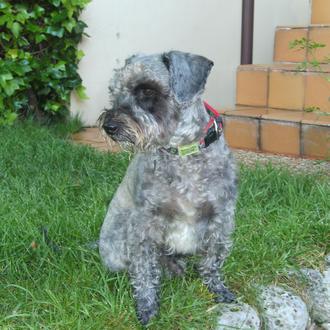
[221, 0, 330, 159]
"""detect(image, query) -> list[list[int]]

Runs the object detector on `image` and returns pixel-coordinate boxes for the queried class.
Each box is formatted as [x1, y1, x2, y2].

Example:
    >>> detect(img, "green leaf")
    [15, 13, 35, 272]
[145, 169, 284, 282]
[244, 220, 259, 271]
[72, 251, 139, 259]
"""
[0, 32, 10, 41]
[0, 73, 13, 82]
[16, 9, 30, 24]
[50, 0, 61, 7]
[45, 100, 62, 112]
[76, 49, 85, 60]
[32, 5, 45, 18]
[35, 33, 46, 44]
[51, 11, 67, 24]
[0, 13, 10, 25]
[0, 2, 7, 10]
[5, 111, 18, 124]
[7, 49, 18, 59]
[46, 26, 65, 38]
[10, 22, 21, 38]
[63, 19, 76, 32]
[0, 79, 20, 96]
[75, 85, 88, 100]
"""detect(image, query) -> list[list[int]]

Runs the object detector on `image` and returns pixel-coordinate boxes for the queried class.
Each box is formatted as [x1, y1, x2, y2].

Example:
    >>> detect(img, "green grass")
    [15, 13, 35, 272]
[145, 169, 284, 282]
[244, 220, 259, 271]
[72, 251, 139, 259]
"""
[0, 122, 329, 329]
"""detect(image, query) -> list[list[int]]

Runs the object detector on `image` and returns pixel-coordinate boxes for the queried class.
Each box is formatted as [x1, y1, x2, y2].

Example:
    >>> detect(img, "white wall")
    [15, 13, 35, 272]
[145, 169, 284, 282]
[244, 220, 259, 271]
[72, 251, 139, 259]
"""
[71, 0, 310, 126]
[254, 0, 311, 63]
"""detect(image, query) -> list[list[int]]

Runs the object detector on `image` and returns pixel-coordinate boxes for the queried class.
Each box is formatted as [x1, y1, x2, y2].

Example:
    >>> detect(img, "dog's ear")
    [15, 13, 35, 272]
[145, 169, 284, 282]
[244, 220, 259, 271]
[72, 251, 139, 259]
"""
[162, 51, 214, 103]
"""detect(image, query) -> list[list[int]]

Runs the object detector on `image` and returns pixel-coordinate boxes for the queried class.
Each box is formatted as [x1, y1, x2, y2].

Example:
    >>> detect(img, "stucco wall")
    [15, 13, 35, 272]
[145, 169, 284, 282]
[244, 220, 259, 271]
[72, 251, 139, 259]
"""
[71, 0, 310, 126]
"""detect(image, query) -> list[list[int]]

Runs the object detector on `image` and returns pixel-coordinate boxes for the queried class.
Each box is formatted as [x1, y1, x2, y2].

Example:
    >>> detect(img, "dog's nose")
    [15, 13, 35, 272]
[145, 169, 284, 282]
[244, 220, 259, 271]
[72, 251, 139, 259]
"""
[102, 122, 118, 135]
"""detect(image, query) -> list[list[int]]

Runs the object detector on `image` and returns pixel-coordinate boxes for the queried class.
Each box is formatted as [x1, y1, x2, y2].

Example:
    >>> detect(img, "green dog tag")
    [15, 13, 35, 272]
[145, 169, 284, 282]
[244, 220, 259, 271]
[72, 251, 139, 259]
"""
[178, 142, 200, 157]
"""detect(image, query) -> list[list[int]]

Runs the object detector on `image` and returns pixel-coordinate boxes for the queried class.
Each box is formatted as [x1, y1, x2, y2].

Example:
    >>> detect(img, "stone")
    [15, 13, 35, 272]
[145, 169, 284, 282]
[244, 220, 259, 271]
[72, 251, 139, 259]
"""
[325, 254, 330, 267]
[300, 268, 330, 324]
[321, 323, 330, 330]
[258, 285, 310, 330]
[216, 302, 261, 330]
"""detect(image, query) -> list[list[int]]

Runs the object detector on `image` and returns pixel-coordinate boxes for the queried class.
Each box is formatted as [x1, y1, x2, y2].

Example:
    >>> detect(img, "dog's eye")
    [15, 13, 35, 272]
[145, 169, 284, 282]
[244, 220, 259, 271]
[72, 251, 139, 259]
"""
[140, 88, 155, 97]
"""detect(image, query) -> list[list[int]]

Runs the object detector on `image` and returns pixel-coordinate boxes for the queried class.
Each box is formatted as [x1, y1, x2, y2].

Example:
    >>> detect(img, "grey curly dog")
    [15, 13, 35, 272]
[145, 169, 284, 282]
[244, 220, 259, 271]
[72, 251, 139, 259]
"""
[98, 50, 237, 325]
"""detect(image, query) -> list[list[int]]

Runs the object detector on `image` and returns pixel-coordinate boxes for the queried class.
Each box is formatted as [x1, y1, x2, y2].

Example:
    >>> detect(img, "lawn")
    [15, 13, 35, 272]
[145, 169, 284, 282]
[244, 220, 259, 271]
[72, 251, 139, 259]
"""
[0, 122, 329, 329]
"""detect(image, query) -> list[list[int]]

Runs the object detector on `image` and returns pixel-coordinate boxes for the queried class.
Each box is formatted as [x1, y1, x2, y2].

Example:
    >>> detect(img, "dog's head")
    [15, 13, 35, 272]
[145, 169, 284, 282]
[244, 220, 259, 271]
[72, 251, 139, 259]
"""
[98, 51, 213, 151]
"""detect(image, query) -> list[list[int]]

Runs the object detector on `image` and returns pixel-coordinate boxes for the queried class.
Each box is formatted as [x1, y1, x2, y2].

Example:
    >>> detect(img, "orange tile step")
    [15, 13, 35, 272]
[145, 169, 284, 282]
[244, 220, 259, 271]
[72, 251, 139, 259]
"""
[220, 107, 330, 159]
[72, 127, 120, 152]
[236, 64, 330, 113]
[312, 0, 330, 24]
[274, 25, 330, 64]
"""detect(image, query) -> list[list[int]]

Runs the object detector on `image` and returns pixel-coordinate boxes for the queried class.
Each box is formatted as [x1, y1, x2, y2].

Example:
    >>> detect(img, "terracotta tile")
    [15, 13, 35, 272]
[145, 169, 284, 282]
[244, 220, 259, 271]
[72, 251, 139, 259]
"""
[260, 120, 301, 156]
[224, 107, 269, 118]
[302, 112, 330, 125]
[224, 117, 259, 150]
[312, 0, 330, 24]
[271, 63, 302, 72]
[314, 114, 330, 126]
[308, 26, 330, 63]
[274, 27, 308, 63]
[237, 65, 269, 71]
[236, 68, 268, 106]
[72, 127, 103, 142]
[302, 124, 330, 158]
[262, 110, 303, 122]
[268, 71, 305, 110]
[71, 127, 121, 152]
[305, 73, 330, 113]
[305, 64, 330, 73]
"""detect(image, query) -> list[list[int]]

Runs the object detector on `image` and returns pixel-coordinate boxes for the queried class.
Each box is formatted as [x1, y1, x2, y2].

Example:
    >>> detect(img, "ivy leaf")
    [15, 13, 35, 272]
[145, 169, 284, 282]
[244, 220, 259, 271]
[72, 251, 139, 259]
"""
[0, 13, 10, 25]
[16, 8, 31, 24]
[5, 111, 18, 124]
[32, 5, 45, 18]
[10, 22, 21, 38]
[75, 85, 89, 100]
[62, 19, 76, 32]
[51, 0, 61, 7]
[0, 2, 8, 10]
[76, 49, 85, 60]
[0, 78, 20, 96]
[0, 73, 13, 82]
[46, 26, 64, 38]
[7, 49, 18, 59]
[45, 100, 62, 112]
[35, 33, 46, 43]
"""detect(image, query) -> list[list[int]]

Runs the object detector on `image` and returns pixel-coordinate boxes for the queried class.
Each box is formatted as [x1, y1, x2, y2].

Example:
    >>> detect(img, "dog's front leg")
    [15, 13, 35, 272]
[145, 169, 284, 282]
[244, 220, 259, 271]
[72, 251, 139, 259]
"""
[128, 240, 162, 325]
[199, 233, 236, 303]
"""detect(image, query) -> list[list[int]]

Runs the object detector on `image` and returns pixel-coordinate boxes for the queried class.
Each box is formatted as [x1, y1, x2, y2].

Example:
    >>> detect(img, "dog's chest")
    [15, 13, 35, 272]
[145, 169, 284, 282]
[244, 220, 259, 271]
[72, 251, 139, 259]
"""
[149, 153, 221, 254]
[164, 198, 205, 254]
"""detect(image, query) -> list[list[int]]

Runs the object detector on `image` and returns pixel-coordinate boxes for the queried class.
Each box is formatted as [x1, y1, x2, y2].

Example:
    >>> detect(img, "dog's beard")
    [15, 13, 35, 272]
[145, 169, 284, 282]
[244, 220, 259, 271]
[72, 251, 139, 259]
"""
[98, 107, 169, 153]
[99, 119, 147, 153]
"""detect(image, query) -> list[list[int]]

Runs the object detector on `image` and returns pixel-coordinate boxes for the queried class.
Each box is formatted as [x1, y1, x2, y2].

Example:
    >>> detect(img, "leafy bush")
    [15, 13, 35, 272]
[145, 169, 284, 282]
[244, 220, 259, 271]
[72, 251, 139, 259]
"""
[0, 0, 90, 126]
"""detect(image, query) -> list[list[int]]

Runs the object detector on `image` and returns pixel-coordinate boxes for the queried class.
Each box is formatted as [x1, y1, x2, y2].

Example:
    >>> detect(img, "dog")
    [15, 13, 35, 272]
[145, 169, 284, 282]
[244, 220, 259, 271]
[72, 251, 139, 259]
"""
[98, 51, 237, 325]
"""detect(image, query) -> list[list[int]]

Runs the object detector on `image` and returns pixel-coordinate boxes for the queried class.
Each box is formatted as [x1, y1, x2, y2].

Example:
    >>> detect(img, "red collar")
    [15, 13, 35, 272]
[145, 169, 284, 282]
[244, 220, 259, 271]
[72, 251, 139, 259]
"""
[162, 101, 223, 156]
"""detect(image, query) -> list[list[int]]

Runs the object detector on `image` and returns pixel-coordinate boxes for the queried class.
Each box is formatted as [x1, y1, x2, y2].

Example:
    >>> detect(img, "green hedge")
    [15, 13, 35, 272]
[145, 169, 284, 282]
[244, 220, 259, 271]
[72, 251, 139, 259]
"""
[0, 0, 90, 126]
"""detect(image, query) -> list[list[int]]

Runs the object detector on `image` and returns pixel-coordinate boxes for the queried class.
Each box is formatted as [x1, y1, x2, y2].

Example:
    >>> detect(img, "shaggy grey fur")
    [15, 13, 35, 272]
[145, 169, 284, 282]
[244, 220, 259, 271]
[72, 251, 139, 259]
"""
[98, 51, 237, 325]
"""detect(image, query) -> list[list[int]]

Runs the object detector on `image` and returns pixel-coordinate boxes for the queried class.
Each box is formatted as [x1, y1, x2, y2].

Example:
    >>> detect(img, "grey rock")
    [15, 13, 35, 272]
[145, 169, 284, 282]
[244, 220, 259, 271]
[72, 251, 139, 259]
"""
[321, 323, 330, 330]
[300, 268, 330, 324]
[258, 285, 310, 330]
[216, 303, 260, 330]
[325, 254, 330, 267]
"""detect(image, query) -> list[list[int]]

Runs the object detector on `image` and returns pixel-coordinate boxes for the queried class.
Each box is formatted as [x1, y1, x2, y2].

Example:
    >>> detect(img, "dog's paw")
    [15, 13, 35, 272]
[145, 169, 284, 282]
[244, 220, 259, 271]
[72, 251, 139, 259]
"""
[137, 306, 158, 326]
[214, 288, 237, 303]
